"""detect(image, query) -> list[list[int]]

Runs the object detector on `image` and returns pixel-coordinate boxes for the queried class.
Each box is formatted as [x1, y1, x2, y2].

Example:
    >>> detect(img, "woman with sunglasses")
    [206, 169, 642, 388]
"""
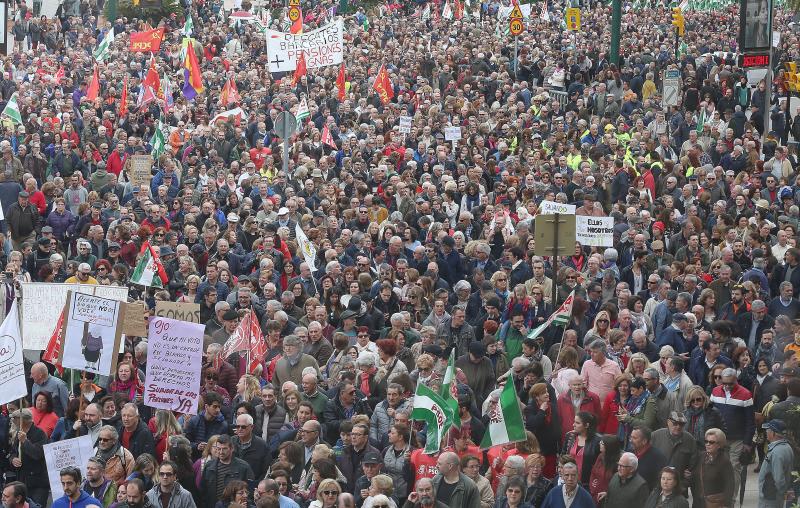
[310, 478, 341, 508]
[682, 387, 726, 448]
[688, 428, 735, 508]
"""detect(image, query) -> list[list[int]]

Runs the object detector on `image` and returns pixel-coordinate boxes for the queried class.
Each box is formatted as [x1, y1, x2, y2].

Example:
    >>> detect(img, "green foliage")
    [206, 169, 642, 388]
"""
[105, 0, 184, 23]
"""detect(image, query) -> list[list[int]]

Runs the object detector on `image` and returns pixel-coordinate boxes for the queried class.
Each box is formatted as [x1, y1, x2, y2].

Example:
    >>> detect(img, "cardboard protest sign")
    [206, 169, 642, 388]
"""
[144, 317, 204, 414]
[121, 301, 149, 337]
[21, 283, 128, 350]
[44, 436, 94, 500]
[128, 154, 154, 188]
[266, 19, 344, 72]
[154, 301, 202, 323]
[60, 292, 124, 376]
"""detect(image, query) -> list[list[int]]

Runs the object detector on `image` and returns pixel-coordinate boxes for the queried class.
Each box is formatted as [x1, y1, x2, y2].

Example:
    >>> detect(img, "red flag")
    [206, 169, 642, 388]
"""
[372, 64, 394, 104]
[219, 309, 264, 373]
[336, 62, 346, 101]
[86, 65, 100, 101]
[119, 76, 128, 117]
[290, 7, 304, 34]
[42, 306, 66, 375]
[54, 66, 65, 85]
[219, 78, 241, 107]
[143, 57, 161, 94]
[137, 85, 157, 109]
[129, 27, 165, 52]
[321, 124, 337, 149]
[292, 52, 307, 86]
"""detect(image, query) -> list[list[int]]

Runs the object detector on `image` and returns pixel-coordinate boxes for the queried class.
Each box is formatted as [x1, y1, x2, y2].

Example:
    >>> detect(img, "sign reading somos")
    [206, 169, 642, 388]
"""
[266, 19, 344, 72]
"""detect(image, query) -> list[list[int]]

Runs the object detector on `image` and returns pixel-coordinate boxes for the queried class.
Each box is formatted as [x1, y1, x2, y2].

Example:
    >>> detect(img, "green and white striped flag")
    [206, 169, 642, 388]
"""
[93, 27, 115, 63]
[421, 3, 430, 20]
[442, 0, 453, 19]
[150, 121, 166, 159]
[182, 15, 194, 36]
[296, 98, 310, 129]
[130, 241, 168, 288]
[696, 109, 706, 134]
[411, 383, 456, 454]
[480, 378, 526, 449]
[2, 92, 22, 125]
[527, 291, 575, 341]
[440, 349, 462, 430]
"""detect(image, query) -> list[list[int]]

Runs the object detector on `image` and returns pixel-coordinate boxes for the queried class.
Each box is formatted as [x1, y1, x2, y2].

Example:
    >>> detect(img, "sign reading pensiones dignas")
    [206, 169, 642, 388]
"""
[266, 19, 344, 72]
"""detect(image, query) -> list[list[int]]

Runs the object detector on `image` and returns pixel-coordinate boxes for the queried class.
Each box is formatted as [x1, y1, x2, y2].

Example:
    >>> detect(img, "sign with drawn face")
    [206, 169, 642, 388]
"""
[60, 292, 123, 376]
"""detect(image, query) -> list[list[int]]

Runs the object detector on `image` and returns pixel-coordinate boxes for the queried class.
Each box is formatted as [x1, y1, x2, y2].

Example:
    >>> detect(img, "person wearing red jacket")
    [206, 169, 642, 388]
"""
[556, 376, 601, 442]
[598, 373, 633, 435]
[106, 143, 128, 176]
[24, 177, 47, 216]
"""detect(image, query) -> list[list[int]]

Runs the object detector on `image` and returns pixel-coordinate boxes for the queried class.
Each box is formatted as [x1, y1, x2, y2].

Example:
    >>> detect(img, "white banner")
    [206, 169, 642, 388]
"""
[21, 283, 128, 350]
[576, 216, 615, 246]
[266, 18, 344, 73]
[539, 200, 576, 215]
[398, 116, 412, 134]
[44, 436, 94, 500]
[0, 303, 27, 405]
[444, 126, 462, 141]
[144, 317, 204, 414]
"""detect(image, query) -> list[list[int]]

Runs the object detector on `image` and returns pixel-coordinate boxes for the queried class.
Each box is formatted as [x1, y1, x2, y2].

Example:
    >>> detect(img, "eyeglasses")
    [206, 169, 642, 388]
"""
[321, 491, 338, 496]
[234, 424, 250, 429]
[705, 439, 718, 444]
[159, 471, 175, 477]
[497, 278, 507, 281]
[98, 437, 113, 442]
[350, 432, 365, 436]
[617, 463, 633, 468]
[692, 397, 704, 403]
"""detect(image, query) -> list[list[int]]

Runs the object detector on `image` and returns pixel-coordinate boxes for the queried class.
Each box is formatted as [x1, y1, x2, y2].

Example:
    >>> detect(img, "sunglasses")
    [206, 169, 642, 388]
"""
[704, 439, 718, 444]
[159, 472, 175, 477]
[691, 397, 704, 403]
[321, 491, 338, 496]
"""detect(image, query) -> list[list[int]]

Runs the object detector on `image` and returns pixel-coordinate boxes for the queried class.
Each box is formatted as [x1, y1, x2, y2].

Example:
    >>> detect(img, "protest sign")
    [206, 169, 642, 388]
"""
[144, 317, 204, 414]
[444, 126, 462, 141]
[539, 200, 576, 215]
[21, 283, 128, 350]
[266, 19, 344, 72]
[0, 303, 28, 405]
[44, 436, 94, 500]
[398, 116, 412, 134]
[122, 301, 149, 337]
[60, 292, 124, 376]
[576, 216, 615, 246]
[155, 301, 202, 323]
[128, 155, 153, 188]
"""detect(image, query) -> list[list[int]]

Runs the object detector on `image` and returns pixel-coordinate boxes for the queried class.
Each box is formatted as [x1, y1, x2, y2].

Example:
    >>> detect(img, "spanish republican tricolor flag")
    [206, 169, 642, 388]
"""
[182, 38, 204, 100]
[129, 27, 165, 52]
[372, 64, 394, 105]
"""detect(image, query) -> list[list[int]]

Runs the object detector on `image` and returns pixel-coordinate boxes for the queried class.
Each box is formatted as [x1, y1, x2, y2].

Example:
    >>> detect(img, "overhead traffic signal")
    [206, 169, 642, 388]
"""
[672, 8, 685, 37]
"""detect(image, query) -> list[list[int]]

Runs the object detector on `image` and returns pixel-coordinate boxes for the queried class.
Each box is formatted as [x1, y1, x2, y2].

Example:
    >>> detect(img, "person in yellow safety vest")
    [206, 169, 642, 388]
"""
[566, 145, 582, 170]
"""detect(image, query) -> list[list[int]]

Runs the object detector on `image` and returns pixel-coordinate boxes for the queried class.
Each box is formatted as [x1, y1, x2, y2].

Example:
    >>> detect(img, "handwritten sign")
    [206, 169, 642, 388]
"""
[266, 19, 344, 72]
[0, 303, 26, 405]
[539, 200, 576, 215]
[576, 216, 614, 247]
[444, 126, 462, 142]
[44, 436, 94, 500]
[144, 317, 204, 414]
[60, 292, 123, 376]
[21, 283, 128, 350]
[398, 116, 412, 134]
[128, 154, 153, 188]
[122, 301, 148, 337]
[155, 301, 201, 323]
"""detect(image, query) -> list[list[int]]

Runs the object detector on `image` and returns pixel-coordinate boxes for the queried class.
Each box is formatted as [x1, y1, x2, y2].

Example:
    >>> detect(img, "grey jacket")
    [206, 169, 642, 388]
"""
[369, 398, 411, 446]
[146, 483, 197, 508]
[758, 439, 795, 506]
[431, 473, 480, 508]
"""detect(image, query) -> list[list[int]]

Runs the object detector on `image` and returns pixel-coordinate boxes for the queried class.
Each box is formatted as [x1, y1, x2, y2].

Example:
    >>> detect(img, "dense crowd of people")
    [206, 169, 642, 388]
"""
[0, 0, 800, 507]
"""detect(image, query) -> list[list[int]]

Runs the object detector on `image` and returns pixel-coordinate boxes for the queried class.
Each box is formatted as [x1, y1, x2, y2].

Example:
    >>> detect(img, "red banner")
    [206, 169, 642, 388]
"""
[373, 64, 394, 105]
[129, 28, 165, 53]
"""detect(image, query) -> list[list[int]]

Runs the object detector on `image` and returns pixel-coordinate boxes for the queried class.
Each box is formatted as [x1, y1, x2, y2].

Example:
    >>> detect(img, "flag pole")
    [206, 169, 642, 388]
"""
[17, 397, 23, 465]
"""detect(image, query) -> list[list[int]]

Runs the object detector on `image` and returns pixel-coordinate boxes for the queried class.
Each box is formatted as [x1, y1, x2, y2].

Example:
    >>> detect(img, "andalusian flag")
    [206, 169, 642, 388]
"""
[150, 121, 166, 159]
[527, 290, 574, 340]
[480, 379, 526, 449]
[296, 98, 310, 127]
[94, 27, 115, 62]
[411, 383, 456, 454]
[2, 92, 22, 125]
[440, 349, 461, 430]
[130, 241, 168, 288]
[295, 224, 318, 271]
[181, 15, 194, 36]
[696, 109, 706, 134]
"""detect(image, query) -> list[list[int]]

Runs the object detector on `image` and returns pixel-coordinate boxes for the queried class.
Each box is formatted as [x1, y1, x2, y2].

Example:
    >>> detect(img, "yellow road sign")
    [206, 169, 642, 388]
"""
[288, 0, 300, 6]
[509, 18, 523, 36]
[565, 7, 580, 31]
[509, 4, 523, 19]
[288, 6, 301, 21]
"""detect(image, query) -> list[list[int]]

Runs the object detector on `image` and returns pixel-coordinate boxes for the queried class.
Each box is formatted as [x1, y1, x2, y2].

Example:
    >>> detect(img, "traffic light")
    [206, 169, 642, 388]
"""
[672, 8, 685, 37]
